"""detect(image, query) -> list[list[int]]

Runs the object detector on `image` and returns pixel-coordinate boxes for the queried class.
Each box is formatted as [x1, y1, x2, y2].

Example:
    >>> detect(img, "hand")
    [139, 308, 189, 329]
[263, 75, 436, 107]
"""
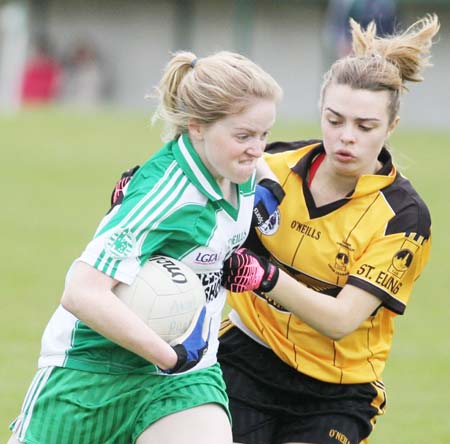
[252, 178, 285, 228]
[222, 248, 279, 293]
[165, 306, 211, 374]
[110, 166, 140, 207]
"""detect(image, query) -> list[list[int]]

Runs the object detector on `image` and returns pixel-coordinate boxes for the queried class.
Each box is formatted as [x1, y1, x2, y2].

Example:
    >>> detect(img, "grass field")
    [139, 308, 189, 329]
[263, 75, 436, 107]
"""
[1, 108, 449, 443]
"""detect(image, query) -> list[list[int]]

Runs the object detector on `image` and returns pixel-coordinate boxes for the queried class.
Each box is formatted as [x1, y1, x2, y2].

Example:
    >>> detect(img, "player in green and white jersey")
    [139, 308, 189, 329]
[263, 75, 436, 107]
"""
[8, 50, 282, 444]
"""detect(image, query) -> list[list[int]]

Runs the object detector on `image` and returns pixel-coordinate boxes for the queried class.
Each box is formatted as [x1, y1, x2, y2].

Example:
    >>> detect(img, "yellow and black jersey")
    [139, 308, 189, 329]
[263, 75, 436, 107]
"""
[227, 140, 432, 384]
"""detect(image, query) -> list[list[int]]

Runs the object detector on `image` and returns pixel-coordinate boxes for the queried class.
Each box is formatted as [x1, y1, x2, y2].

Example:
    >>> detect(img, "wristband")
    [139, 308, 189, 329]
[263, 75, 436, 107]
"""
[258, 178, 285, 204]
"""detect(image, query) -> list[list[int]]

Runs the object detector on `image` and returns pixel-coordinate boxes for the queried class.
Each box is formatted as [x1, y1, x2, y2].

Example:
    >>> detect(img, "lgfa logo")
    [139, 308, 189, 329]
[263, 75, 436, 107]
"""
[194, 251, 219, 264]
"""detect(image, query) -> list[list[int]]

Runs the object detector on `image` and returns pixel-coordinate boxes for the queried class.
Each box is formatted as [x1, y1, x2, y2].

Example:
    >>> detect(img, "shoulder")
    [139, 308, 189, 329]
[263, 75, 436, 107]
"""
[264, 139, 322, 165]
[137, 144, 176, 180]
[126, 146, 185, 199]
[382, 172, 431, 239]
[265, 139, 322, 155]
[266, 139, 322, 154]
[264, 139, 322, 180]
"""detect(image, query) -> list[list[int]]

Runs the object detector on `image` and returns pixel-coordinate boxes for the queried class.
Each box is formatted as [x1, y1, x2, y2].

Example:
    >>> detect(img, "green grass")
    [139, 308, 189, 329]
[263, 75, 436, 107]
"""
[2, 108, 449, 443]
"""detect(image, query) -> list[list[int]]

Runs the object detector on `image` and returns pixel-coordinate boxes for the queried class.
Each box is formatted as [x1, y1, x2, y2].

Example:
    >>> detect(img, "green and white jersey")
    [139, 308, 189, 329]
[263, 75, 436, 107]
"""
[39, 133, 255, 374]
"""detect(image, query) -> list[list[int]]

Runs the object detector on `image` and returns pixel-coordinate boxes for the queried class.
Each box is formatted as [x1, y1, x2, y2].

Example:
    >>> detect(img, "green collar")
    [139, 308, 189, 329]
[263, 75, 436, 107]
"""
[173, 133, 224, 202]
[173, 133, 255, 219]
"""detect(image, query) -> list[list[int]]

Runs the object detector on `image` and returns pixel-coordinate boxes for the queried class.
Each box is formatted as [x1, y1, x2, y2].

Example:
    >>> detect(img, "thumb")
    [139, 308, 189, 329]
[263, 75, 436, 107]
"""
[169, 305, 206, 346]
[201, 311, 212, 342]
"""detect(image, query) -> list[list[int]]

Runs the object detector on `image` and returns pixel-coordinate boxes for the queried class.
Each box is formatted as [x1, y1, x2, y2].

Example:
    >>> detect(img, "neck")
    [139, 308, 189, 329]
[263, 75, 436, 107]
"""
[309, 159, 356, 207]
[218, 178, 236, 205]
[310, 156, 384, 207]
[319, 160, 357, 192]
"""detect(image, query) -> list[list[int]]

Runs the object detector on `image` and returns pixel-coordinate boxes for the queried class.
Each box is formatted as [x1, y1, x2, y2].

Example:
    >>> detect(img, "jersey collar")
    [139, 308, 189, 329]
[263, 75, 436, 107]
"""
[352, 148, 396, 198]
[173, 133, 224, 201]
[173, 133, 255, 219]
[291, 143, 397, 198]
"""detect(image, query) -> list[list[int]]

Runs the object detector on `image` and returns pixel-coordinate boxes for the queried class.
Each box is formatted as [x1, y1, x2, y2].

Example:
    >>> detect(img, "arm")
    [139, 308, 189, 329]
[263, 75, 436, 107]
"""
[269, 271, 381, 340]
[61, 260, 178, 370]
[253, 157, 285, 228]
[255, 157, 278, 183]
[223, 249, 381, 341]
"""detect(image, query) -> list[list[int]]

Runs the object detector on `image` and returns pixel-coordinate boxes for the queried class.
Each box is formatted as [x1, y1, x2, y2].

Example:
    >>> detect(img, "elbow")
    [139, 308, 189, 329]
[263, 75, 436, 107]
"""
[61, 285, 81, 317]
[327, 330, 348, 342]
[315, 304, 363, 341]
[321, 327, 345, 341]
[320, 321, 356, 341]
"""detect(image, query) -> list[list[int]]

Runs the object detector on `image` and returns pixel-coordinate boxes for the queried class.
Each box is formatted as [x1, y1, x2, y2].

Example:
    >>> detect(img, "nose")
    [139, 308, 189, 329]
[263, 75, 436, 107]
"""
[247, 138, 266, 158]
[340, 125, 356, 144]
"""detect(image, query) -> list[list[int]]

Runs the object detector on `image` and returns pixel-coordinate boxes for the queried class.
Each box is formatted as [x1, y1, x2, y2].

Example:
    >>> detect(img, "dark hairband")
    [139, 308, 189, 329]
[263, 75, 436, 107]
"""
[190, 58, 198, 68]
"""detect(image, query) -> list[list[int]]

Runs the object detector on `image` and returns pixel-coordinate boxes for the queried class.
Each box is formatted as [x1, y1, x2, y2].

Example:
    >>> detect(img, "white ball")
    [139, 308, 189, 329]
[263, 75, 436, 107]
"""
[113, 255, 205, 343]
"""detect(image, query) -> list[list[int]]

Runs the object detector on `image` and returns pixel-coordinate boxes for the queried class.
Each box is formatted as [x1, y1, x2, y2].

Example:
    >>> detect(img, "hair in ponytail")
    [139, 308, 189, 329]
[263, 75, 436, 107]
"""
[152, 51, 283, 141]
[319, 14, 440, 123]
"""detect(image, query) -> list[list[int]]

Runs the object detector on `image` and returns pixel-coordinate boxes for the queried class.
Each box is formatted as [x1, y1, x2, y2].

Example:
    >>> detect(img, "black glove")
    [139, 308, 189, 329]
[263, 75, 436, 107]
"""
[110, 166, 140, 208]
[222, 248, 279, 293]
[165, 306, 211, 374]
[252, 178, 285, 228]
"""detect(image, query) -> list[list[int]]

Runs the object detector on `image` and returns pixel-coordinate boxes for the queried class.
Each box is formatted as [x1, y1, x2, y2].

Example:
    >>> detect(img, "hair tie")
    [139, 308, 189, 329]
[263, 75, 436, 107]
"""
[190, 58, 198, 68]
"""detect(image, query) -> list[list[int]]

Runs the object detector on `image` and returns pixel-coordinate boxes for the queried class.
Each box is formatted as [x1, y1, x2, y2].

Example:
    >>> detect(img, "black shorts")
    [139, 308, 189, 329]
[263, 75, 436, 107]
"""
[217, 324, 386, 444]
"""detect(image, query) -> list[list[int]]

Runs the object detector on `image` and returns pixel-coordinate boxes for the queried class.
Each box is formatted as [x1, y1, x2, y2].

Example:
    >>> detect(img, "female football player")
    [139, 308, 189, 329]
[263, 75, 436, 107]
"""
[8, 51, 282, 444]
[219, 14, 439, 444]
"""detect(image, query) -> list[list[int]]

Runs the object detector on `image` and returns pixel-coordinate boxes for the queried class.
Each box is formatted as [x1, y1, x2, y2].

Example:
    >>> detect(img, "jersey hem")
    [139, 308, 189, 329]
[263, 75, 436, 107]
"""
[38, 356, 160, 375]
[38, 355, 219, 376]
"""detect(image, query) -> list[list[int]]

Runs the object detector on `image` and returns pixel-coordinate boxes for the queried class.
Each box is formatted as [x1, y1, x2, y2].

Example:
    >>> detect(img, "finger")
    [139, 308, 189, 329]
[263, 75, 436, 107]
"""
[201, 315, 212, 342]
[196, 305, 207, 325]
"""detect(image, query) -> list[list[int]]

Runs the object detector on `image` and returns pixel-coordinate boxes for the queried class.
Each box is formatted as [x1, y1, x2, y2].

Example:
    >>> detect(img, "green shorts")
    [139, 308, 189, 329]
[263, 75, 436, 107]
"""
[11, 364, 229, 444]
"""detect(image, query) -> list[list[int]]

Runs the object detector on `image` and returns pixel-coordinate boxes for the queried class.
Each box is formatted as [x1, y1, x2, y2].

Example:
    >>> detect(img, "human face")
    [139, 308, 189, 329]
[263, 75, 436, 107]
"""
[189, 98, 277, 185]
[321, 83, 398, 178]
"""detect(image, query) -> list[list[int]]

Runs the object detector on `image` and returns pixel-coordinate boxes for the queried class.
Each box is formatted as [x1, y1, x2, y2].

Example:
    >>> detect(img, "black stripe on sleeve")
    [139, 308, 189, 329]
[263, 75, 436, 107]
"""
[383, 175, 431, 239]
[347, 276, 406, 315]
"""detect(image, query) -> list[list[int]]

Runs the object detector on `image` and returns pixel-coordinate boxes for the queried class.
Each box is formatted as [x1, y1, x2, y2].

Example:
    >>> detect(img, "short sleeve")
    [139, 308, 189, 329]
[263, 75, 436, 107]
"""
[78, 161, 187, 284]
[78, 188, 164, 284]
[348, 229, 431, 314]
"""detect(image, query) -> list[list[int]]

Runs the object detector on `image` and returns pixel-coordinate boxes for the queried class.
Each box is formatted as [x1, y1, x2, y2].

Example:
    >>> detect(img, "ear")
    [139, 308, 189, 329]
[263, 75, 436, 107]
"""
[188, 118, 205, 142]
[387, 116, 400, 138]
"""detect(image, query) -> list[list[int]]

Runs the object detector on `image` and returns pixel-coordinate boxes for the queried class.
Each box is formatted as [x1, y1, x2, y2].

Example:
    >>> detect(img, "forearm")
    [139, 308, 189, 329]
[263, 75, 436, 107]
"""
[61, 268, 177, 370]
[223, 250, 382, 340]
[268, 271, 360, 340]
[255, 157, 278, 183]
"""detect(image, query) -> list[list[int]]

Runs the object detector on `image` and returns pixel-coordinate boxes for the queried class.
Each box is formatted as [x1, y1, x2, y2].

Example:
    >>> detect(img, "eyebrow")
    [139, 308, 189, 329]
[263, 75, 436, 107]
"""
[234, 126, 270, 133]
[325, 107, 381, 122]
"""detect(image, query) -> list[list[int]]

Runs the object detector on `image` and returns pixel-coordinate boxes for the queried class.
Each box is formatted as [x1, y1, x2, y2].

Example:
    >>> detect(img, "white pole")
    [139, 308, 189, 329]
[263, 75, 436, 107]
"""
[0, 1, 29, 112]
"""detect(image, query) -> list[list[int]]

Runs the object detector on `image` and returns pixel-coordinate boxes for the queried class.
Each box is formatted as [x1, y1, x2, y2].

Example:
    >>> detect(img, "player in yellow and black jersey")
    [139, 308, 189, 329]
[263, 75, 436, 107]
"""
[218, 14, 439, 444]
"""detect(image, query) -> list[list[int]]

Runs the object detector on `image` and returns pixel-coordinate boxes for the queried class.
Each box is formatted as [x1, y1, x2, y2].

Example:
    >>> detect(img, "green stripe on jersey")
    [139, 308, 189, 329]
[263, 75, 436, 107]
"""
[38, 133, 256, 375]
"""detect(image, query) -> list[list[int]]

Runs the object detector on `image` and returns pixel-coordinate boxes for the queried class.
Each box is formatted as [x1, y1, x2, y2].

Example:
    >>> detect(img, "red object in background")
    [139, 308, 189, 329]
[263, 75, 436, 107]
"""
[21, 55, 61, 104]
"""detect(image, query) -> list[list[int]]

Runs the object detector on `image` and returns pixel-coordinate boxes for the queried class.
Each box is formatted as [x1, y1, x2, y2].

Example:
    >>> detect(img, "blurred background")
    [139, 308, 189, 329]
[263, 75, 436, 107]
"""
[0, 0, 449, 126]
[1, 1, 449, 443]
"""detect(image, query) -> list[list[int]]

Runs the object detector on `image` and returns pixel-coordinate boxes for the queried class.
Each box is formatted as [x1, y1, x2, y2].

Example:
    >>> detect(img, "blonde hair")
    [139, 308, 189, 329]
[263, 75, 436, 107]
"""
[152, 51, 283, 141]
[320, 14, 440, 123]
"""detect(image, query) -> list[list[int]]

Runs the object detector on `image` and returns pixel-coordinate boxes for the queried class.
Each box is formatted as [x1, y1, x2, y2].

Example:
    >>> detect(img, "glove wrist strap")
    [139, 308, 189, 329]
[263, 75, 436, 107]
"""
[259, 262, 280, 293]
[164, 344, 187, 374]
[258, 178, 285, 204]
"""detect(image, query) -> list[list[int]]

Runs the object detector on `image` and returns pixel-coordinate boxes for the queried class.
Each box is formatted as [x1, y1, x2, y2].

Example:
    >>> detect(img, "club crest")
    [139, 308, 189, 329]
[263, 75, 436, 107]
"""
[257, 209, 281, 235]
